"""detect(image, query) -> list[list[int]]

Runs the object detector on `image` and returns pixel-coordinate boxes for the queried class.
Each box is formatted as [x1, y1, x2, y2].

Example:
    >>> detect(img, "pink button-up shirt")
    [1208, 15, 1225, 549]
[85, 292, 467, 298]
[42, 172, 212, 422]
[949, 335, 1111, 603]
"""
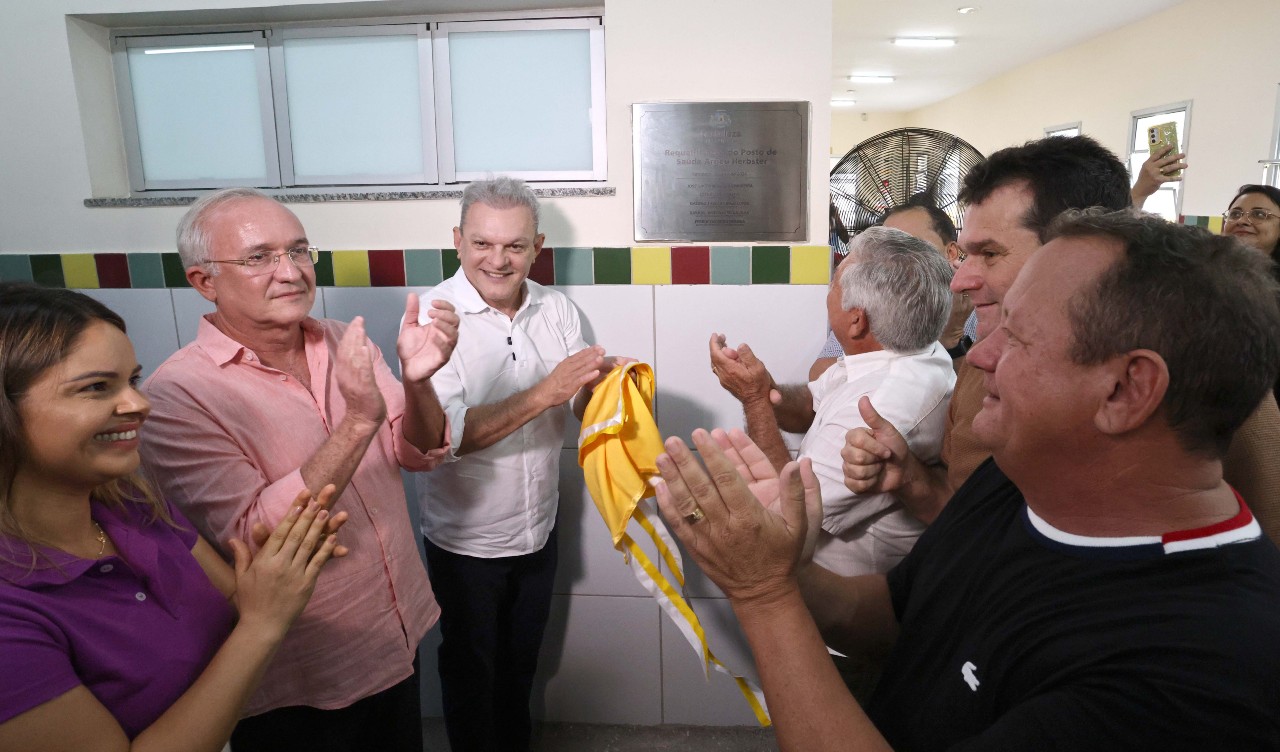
[140, 316, 443, 715]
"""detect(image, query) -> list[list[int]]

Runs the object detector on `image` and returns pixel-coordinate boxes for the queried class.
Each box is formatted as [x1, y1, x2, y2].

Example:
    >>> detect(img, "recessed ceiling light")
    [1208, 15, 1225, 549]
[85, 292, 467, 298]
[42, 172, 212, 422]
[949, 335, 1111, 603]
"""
[848, 75, 895, 84]
[830, 99, 858, 107]
[892, 37, 957, 48]
[957, 6, 978, 14]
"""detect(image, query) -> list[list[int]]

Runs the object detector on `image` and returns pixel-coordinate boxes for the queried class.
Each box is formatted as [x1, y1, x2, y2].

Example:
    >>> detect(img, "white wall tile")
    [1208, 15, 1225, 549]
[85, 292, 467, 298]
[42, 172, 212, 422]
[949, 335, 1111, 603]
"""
[660, 596, 765, 726]
[535, 594, 663, 725]
[170, 288, 217, 346]
[320, 286, 420, 377]
[82, 288, 180, 376]
[653, 285, 828, 446]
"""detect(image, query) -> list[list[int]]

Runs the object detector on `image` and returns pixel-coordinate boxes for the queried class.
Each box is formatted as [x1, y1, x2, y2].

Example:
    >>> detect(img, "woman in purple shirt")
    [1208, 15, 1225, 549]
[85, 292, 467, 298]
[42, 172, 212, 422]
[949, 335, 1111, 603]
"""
[0, 282, 346, 751]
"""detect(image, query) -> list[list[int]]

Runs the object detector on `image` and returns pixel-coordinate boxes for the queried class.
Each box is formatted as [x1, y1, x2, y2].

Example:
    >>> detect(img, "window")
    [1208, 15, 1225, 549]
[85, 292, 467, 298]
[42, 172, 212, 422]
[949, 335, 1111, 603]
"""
[1265, 83, 1280, 188]
[1128, 101, 1191, 222]
[111, 15, 605, 193]
[1044, 122, 1080, 138]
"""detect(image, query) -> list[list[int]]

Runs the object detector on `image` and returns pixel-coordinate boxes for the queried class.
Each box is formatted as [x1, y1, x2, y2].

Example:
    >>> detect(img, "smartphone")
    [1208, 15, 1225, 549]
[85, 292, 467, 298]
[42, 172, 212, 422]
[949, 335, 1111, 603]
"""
[1147, 123, 1182, 178]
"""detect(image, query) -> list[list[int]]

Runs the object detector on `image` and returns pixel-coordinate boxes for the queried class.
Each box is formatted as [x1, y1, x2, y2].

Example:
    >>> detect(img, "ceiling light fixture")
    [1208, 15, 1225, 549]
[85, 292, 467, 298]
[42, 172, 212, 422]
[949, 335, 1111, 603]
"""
[892, 37, 957, 48]
[848, 75, 895, 83]
[831, 99, 858, 107]
[144, 44, 255, 54]
[957, 6, 978, 14]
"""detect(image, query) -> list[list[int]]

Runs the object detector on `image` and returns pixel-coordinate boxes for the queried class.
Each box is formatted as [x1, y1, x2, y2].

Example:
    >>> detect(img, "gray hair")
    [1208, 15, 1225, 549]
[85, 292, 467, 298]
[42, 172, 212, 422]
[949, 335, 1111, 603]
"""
[176, 187, 276, 270]
[839, 226, 953, 352]
[460, 177, 540, 230]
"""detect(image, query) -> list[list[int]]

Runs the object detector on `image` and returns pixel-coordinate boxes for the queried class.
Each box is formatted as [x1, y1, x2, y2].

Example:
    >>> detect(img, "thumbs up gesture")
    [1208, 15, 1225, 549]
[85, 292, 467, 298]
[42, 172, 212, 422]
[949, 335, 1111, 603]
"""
[841, 396, 910, 494]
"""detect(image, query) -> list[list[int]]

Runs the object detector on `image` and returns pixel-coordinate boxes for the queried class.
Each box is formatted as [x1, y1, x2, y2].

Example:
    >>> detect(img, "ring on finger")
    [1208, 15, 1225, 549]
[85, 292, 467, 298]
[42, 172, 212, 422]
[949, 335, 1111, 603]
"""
[684, 506, 706, 524]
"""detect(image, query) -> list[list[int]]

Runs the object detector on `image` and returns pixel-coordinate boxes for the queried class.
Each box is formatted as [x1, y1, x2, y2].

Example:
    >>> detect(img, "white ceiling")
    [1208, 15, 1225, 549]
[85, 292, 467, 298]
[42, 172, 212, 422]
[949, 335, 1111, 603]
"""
[832, 0, 1185, 112]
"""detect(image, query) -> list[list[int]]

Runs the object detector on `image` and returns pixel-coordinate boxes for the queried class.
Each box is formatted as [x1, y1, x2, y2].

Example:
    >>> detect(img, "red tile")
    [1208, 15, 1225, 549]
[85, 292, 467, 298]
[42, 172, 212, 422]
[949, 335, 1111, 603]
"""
[94, 253, 131, 288]
[529, 247, 555, 286]
[368, 250, 406, 287]
[671, 246, 710, 284]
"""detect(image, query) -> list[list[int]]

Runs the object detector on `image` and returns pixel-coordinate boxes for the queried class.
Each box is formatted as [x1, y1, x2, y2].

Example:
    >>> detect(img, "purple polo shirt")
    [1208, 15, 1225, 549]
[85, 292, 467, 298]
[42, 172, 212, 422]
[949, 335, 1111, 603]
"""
[0, 497, 234, 738]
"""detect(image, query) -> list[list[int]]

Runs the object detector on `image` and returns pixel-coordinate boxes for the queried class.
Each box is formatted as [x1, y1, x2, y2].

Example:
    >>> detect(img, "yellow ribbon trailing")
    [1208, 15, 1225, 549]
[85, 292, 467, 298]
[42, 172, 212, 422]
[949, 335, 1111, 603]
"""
[578, 363, 770, 726]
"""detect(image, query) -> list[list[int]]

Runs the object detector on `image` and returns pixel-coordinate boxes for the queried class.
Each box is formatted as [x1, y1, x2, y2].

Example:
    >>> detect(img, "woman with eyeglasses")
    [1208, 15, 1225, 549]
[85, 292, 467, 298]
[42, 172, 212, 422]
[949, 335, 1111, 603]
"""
[1223, 184, 1280, 267]
[0, 282, 346, 752]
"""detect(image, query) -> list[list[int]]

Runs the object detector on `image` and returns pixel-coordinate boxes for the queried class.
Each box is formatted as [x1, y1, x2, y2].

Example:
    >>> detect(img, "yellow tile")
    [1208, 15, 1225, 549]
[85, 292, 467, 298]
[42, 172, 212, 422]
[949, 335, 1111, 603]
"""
[1207, 216, 1224, 235]
[61, 254, 99, 289]
[632, 246, 671, 285]
[790, 245, 831, 285]
[331, 250, 370, 287]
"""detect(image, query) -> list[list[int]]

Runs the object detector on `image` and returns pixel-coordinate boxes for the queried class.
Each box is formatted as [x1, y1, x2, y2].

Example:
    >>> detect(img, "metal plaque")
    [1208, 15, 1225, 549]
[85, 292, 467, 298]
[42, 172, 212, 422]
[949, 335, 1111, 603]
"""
[633, 101, 809, 242]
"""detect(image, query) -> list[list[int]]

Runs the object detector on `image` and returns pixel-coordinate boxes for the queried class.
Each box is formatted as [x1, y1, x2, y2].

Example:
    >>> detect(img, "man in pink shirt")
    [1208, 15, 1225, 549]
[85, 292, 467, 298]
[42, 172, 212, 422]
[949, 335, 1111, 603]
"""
[140, 188, 458, 752]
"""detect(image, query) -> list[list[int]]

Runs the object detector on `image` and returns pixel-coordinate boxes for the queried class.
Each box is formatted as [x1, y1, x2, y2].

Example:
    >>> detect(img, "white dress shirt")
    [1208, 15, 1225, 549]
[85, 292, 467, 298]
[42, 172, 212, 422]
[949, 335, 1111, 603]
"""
[416, 272, 588, 557]
[805, 342, 956, 576]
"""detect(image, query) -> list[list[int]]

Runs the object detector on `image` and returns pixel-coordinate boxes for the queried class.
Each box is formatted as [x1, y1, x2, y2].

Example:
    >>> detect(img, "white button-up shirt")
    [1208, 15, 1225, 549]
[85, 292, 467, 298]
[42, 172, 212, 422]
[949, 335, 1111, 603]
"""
[805, 342, 956, 576]
[416, 272, 588, 557]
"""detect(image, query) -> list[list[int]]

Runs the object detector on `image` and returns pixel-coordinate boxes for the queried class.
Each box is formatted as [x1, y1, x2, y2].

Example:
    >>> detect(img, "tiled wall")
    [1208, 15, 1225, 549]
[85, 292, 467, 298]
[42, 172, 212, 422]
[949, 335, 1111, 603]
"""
[41, 274, 832, 727]
[0, 245, 832, 289]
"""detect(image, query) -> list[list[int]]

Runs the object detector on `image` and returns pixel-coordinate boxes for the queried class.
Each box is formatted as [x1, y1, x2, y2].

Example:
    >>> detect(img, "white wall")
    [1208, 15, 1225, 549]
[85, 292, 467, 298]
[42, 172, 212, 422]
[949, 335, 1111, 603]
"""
[901, 0, 1280, 217]
[0, 0, 831, 254]
[830, 109, 908, 162]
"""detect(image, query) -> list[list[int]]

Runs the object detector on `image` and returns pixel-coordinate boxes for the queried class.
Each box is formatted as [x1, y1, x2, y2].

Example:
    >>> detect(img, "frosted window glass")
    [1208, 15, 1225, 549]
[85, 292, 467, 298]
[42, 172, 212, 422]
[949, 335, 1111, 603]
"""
[127, 46, 268, 182]
[449, 29, 593, 173]
[284, 36, 425, 179]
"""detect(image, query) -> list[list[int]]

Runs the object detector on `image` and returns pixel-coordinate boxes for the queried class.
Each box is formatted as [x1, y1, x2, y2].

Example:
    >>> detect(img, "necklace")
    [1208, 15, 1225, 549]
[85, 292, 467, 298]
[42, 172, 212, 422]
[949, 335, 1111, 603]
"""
[92, 520, 106, 557]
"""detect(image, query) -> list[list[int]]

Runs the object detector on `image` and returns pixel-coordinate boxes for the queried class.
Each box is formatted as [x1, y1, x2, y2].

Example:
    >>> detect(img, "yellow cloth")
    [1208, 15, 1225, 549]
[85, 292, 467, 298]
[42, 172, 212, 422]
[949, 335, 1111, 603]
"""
[578, 363, 771, 726]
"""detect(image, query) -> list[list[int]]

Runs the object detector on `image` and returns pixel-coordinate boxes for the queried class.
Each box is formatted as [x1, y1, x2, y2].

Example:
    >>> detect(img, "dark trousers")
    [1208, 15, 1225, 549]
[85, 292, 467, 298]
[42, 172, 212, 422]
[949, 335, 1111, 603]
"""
[424, 528, 558, 752]
[230, 656, 423, 752]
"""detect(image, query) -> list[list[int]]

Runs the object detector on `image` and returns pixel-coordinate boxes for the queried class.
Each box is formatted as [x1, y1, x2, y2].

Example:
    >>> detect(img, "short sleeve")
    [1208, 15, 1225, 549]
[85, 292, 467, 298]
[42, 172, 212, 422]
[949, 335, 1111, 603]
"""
[0, 599, 80, 724]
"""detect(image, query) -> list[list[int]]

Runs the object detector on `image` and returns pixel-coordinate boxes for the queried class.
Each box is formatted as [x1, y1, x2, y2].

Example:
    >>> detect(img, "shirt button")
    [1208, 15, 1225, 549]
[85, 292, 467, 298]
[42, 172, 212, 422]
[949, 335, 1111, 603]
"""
[246, 353, 255, 361]
[280, 375, 287, 381]
[99, 564, 113, 573]
[135, 592, 146, 602]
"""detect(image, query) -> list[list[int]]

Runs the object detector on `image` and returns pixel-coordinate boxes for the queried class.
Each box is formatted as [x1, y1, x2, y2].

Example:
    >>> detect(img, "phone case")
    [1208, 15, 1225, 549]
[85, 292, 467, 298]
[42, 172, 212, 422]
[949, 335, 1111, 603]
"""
[1147, 123, 1182, 178]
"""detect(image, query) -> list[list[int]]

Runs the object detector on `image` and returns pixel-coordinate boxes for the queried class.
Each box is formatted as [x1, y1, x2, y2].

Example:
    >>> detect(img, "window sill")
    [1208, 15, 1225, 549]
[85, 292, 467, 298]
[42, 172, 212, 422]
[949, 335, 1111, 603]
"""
[84, 186, 616, 208]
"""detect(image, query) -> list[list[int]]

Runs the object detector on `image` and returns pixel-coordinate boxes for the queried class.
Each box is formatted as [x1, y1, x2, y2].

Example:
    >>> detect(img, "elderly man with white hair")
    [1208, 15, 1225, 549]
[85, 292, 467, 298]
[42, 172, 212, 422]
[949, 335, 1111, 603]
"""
[710, 226, 956, 576]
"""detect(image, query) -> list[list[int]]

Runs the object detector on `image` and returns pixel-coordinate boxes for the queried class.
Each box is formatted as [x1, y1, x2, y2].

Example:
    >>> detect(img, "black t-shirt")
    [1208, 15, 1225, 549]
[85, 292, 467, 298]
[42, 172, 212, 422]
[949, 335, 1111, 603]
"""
[866, 459, 1280, 751]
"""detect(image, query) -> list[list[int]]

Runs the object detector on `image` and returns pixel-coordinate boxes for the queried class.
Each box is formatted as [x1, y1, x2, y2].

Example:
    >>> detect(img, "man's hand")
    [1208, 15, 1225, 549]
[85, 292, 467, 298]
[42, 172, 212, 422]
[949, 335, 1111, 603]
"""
[538, 345, 605, 408]
[1131, 143, 1187, 208]
[336, 317, 387, 427]
[841, 397, 909, 494]
[710, 333, 775, 404]
[399, 294, 459, 384]
[585, 355, 638, 392]
[711, 428, 822, 564]
[652, 428, 820, 607]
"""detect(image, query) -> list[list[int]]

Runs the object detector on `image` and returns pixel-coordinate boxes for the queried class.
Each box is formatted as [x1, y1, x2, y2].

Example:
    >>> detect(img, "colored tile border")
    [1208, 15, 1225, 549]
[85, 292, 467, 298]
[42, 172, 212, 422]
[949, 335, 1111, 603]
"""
[0, 245, 837, 289]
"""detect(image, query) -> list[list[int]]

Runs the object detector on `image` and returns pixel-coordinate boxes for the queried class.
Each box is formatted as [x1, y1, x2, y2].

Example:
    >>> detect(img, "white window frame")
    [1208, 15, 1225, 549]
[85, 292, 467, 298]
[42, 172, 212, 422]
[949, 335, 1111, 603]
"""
[1264, 84, 1280, 187]
[431, 17, 607, 183]
[1128, 100, 1192, 218]
[1044, 121, 1081, 138]
[112, 31, 281, 192]
[269, 24, 438, 186]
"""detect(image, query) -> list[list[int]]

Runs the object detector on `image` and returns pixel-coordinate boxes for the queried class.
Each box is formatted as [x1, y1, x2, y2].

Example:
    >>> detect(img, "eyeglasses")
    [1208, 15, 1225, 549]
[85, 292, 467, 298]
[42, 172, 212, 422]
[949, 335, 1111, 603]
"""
[1223, 208, 1279, 223]
[208, 246, 319, 276]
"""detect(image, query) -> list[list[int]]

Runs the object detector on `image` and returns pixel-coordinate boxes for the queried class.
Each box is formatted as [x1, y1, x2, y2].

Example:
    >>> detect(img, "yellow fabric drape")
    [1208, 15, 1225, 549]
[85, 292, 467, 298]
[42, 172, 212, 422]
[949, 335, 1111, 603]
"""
[578, 363, 770, 726]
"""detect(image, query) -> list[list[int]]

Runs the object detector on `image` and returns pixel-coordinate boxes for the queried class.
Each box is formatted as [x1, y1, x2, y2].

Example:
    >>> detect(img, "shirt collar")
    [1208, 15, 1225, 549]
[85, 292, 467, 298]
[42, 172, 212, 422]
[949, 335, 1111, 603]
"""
[195, 314, 324, 367]
[839, 345, 929, 382]
[0, 501, 130, 587]
[444, 269, 544, 316]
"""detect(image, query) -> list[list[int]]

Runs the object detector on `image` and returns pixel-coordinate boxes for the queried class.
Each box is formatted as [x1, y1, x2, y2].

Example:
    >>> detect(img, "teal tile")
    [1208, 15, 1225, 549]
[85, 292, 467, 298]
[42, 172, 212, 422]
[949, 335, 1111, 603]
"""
[313, 250, 335, 287]
[593, 247, 630, 284]
[711, 246, 750, 284]
[442, 249, 460, 280]
[0, 255, 33, 282]
[751, 246, 789, 284]
[30, 255, 64, 287]
[405, 249, 443, 286]
[127, 254, 166, 289]
[554, 247, 593, 285]
[162, 253, 190, 287]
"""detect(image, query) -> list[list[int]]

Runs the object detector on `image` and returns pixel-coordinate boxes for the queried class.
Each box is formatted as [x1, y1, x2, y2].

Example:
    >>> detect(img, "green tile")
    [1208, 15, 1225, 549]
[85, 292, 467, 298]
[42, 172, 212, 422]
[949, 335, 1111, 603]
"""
[554, 247, 594, 285]
[405, 249, 443, 286]
[593, 247, 630, 284]
[128, 253, 166, 289]
[442, 249, 460, 280]
[711, 246, 750, 284]
[162, 253, 190, 287]
[751, 246, 790, 284]
[0, 255, 33, 282]
[30, 255, 64, 287]
[313, 250, 335, 287]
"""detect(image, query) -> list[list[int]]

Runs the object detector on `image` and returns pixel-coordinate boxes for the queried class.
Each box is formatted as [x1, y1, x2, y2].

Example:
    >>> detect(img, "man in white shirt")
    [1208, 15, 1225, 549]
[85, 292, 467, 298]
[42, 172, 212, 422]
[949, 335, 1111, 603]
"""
[415, 177, 624, 752]
[710, 227, 955, 575]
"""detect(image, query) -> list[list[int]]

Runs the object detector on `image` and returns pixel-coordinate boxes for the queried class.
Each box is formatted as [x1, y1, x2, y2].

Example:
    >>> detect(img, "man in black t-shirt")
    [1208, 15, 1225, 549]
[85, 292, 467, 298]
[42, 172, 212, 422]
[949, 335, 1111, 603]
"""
[649, 210, 1280, 750]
